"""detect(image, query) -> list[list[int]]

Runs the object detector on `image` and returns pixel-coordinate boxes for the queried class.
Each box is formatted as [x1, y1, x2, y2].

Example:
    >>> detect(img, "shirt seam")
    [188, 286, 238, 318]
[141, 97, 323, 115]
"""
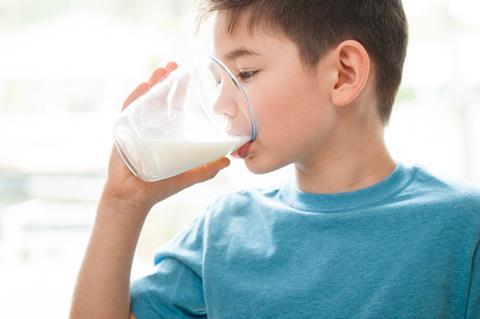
[464, 236, 480, 318]
[281, 167, 419, 213]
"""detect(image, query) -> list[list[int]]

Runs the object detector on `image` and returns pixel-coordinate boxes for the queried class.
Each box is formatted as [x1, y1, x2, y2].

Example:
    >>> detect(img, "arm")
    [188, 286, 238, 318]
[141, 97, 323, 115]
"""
[69, 195, 148, 319]
[69, 63, 230, 319]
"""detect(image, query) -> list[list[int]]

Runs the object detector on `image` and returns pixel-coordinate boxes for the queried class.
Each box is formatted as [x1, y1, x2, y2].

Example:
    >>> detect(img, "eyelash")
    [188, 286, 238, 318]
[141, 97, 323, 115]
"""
[237, 70, 258, 83]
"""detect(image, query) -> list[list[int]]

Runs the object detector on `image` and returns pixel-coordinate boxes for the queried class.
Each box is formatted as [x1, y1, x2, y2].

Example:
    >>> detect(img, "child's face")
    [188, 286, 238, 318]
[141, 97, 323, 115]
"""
[213, 12, 338, 174]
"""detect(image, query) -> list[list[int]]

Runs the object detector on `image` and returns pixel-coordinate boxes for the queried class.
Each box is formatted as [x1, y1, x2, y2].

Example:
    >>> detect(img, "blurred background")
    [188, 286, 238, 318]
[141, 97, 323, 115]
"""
[0, 0, 479, 317]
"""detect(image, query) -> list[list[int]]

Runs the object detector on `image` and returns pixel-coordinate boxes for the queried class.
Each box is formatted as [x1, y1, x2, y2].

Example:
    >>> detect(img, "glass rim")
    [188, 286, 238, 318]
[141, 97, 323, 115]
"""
[196, 54, 257, 142]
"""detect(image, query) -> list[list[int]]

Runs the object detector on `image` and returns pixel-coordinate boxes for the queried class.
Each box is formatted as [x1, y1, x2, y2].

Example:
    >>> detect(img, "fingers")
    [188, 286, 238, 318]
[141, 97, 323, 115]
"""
[189, 157, 231, 184]
[121, 61, 179, 111]
[158, 157, 231, 194]
[122, 82, 150, 110]
[147, 63, 177, 86]
[165, 61, 178, 73]
[148, 68, 168, 86]
[208, 157, 231, 174]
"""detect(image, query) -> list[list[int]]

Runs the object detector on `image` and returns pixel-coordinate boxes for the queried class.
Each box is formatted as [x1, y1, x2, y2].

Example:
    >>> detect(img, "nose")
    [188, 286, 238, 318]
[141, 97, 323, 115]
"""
[212, 78, 239, 119]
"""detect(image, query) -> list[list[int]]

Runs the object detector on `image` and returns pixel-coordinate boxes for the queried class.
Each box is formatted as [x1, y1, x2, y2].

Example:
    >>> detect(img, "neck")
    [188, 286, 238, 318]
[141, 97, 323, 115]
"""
[294, 121, 395, 194]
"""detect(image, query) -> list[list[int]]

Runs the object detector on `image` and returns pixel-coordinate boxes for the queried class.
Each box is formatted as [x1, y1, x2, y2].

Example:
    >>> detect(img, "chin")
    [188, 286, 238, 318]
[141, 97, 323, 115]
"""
[243, 155, 286, 175]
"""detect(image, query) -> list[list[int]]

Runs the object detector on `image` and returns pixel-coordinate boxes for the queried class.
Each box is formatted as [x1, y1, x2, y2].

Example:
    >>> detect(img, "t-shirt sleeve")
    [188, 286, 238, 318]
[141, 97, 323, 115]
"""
[130, 208, 209, 319]
[467, 240, 480, 319]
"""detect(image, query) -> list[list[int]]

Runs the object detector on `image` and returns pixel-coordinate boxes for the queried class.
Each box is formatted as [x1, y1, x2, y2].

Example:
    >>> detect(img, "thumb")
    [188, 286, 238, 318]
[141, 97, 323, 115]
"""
[192, 157, 231, 183]
[177, 157, 231, 188]
[145, 157, 231, 204]
[149, 157, 231, 199]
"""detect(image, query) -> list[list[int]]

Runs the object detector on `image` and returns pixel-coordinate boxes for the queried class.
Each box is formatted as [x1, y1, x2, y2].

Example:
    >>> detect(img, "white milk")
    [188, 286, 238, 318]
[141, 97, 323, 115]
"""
[118, 135, 249, 181]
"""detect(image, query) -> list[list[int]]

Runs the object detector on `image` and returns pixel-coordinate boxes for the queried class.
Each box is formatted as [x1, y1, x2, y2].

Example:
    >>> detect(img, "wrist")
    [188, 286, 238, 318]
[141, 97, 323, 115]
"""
[98, 191, 152, 223]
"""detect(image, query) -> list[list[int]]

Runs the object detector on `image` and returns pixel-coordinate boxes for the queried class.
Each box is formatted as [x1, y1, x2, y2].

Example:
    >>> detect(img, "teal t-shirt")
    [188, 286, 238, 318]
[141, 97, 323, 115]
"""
[130, 163, 480, 318]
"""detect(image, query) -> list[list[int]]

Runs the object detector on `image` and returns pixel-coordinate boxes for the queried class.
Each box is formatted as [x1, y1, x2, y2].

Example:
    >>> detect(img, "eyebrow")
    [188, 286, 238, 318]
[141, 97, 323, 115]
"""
[224, 47, 261, 61]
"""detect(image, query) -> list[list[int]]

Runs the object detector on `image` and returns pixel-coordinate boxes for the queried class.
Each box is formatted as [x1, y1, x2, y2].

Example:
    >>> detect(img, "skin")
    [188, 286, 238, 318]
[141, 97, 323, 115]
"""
[70, 9, 396, 319]
[69, 64, 230, 319]
[214, 11, 396, 193]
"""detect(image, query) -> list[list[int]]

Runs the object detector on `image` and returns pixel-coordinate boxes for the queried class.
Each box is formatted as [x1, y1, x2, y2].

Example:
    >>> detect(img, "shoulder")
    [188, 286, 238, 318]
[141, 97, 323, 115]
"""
[198, 184, 284, 242]
[408, 164, 480, 219]
[209, 184, 282, 210]
[412, 165, 480, 200]
[204, 183, 283, 222]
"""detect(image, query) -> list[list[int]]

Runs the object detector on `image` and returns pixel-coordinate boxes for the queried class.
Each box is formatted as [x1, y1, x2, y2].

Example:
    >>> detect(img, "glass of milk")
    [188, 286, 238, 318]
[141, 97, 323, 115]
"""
[113, 55, 257, 182]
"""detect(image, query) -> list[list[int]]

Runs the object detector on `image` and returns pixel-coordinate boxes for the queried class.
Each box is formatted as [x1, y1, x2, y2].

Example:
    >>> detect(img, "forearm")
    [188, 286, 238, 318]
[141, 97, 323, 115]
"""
[70, 195, 150, 319]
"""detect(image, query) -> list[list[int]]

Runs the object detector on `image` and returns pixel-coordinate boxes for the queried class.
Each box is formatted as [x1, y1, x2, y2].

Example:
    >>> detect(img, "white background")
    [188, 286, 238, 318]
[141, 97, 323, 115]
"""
[0, 0, 479, 317]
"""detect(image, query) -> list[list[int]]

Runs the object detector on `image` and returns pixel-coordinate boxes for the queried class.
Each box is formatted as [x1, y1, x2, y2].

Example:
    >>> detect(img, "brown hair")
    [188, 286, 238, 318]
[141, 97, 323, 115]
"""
[197, 0, 408, 124]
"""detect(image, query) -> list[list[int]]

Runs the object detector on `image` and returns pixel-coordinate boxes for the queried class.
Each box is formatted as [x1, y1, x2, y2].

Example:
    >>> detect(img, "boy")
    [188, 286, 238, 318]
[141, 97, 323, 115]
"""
[70, 1, 480, 318]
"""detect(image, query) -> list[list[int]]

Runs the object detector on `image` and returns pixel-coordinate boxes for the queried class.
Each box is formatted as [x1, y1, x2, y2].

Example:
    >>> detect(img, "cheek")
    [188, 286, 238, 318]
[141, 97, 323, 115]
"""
[248, 95, 305, 167]
[250, 93, 289, 141]
[244, 84, 334, 174]
[249, 79, 330, 142]
[248, 78, 296, 128]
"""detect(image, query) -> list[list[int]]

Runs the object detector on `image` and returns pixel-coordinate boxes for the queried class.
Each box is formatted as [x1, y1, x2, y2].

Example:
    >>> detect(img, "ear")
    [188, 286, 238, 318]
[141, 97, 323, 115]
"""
[330, 40, 371, 107]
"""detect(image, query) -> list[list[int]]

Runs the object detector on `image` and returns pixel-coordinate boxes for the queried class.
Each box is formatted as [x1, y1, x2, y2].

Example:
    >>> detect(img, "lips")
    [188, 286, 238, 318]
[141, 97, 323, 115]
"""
[232, 141, 253, 159]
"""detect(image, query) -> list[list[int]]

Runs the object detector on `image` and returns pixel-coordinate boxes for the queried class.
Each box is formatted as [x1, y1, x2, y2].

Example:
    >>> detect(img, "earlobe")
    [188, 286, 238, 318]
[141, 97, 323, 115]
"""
[331, 40, 371, 107]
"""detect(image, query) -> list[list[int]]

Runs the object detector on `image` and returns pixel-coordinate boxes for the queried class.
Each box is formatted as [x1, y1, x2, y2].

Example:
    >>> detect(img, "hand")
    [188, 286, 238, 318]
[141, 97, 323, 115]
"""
[102, 62, 230, 212]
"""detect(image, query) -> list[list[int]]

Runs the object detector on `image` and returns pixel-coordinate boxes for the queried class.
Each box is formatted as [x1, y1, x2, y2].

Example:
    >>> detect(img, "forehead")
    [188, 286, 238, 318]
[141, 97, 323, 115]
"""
[212, 11, 293, 62]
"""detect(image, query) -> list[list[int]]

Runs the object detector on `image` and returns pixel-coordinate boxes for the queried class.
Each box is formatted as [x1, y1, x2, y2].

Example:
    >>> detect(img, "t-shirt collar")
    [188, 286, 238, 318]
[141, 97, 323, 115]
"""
[278, 163, 416, 213]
